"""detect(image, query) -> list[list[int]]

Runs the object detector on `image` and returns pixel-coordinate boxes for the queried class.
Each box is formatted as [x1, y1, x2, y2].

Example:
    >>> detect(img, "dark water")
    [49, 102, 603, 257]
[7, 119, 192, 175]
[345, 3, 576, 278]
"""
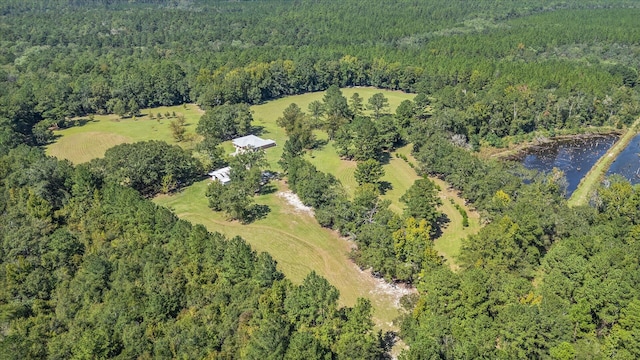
[606, 134, 640, 184]
[513, 135, 618, 196]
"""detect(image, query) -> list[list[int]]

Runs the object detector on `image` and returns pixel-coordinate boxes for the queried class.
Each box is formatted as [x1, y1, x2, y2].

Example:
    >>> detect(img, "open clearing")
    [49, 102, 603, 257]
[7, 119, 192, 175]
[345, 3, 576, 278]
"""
[48, 87, 482, 326]
[45, 104, 203, 163]
[154, 180, 411, 329]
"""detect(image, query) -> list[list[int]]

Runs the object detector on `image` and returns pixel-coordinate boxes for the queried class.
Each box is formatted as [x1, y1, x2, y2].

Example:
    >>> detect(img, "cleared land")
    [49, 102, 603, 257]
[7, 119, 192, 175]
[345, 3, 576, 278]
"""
[568, 117, 640, 207]
[154, 180, 410, 329]
[48, 88, 481, 326]
[46, 104, 203, 163]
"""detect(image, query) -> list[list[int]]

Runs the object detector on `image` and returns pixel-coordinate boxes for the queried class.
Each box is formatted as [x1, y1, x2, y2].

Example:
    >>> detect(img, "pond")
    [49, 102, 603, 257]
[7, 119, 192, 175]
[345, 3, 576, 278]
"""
[606, 133, 640, 184]
[511, 135, 619, 197]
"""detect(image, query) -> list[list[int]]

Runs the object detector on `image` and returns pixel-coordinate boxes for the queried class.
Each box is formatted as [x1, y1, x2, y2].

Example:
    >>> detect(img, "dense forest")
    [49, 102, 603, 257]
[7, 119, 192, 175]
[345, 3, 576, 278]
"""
[2, 0, 640, 358]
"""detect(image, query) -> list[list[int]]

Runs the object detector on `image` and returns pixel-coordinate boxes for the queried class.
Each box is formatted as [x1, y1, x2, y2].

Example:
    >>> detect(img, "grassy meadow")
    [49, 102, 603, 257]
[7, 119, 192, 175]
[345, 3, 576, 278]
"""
[46, 87, 482, 326]
[154, 180, 405, 329]
[46, 104, 203, 163]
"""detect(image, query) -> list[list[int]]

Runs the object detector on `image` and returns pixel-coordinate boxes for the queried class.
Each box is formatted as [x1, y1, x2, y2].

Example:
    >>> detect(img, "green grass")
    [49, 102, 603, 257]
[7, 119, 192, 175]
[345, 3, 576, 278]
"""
[249, 86, 416, 171]
[568, 117, 640, 207]
[154, 180, 403, 330]
[48, 88, 482, 326]
[46, 104, 203, 163]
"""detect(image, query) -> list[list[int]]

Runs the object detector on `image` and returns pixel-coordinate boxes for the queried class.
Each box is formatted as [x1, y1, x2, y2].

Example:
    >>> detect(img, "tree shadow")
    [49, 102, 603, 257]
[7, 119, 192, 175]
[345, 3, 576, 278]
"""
[312, 138, 329, 151]
[242, 204, 271, 223]
[432, 213, 450, 239]
[379, 181, 393, 195]
[379, 151, 392, 165]
[381, 331, 397, 358]
[251, 125, 266, 136]
[259, 183, 278, 195]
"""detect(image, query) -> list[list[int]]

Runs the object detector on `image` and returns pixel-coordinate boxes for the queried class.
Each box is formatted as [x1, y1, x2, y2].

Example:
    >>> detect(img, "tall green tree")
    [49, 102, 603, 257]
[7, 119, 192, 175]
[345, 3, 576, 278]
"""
[400, 178, 443, 229]
[367, 93, 389, 120]
[350, 92, 364, 117]
[196, 103, 253, 141]
[354, 159, 385, 186]
[323, 85, 352, 139]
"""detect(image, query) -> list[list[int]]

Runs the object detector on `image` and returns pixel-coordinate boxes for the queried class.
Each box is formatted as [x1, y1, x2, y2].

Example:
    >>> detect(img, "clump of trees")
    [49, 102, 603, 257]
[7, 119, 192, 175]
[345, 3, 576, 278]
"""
[196, 103, 253, 142]
[90, 140, 203, 196]
[0, 141, 388, 360]
[282, 152, 443, 284]
[206, 150, 270, 223]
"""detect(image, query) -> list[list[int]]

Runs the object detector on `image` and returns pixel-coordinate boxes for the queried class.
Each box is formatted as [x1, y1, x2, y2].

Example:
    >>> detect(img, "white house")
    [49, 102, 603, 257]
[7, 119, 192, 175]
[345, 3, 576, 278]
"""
[208, 166, 231, 185]
[232, 135, 276, 153]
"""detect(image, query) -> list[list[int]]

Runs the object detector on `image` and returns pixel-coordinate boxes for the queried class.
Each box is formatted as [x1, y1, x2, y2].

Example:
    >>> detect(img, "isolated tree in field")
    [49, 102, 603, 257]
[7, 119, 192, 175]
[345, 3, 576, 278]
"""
[206, 179, 254, 222]
[400, 177, 443, 230]
[276, 103, 315, 149]
[277, 103, 305, 134]
[349, 93, 364, 117]
[169, 119, 186, 141]
[354, 159, 385, 186]
[367, 93, 389, 120]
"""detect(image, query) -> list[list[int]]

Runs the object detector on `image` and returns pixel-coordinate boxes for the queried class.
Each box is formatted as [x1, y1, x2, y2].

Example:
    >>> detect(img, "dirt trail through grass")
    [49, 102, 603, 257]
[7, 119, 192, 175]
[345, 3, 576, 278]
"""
[49, 89, 482, 328]
[154, 180, 413, 330]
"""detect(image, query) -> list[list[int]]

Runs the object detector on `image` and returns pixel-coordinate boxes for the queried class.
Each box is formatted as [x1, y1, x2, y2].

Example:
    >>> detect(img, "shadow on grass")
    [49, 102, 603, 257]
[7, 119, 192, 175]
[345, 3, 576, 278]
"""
[242, 204, 271, 223]
[251, 125, 267, 136]
[312, 138, 329, 151]
[379, 181, 393, 194]
[259, 183, 278, 195]
[432, 213, 451, 239]
[379, 151, 391, 165]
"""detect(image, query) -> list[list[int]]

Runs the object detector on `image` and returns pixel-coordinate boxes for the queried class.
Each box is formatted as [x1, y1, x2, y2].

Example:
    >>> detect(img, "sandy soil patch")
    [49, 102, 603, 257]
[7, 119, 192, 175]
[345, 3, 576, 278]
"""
[277, 191, 314, 215]
[361, 265, 417, 309]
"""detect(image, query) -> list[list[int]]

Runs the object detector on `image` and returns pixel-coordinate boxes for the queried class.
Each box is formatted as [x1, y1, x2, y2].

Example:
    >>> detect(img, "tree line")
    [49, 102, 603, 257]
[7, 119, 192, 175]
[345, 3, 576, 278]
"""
[0, 145, 388, 358]
[2, 1, 640, 152]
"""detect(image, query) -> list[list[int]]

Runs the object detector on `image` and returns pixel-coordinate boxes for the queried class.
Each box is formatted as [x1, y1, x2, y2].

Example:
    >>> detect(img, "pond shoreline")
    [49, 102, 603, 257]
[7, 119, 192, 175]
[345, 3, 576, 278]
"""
[491, 130, 623, 161]
[568, 118, 640, 207]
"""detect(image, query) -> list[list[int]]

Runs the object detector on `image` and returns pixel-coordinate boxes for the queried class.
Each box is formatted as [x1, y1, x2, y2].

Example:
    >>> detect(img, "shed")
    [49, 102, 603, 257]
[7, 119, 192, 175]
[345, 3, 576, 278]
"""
[232, 135, 276, 153]
[208, 166, 231, 185]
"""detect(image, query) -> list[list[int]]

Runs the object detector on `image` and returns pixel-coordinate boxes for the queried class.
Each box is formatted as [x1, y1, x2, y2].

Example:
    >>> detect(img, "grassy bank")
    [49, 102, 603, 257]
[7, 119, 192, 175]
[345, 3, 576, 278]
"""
[568, 118, 640, 207]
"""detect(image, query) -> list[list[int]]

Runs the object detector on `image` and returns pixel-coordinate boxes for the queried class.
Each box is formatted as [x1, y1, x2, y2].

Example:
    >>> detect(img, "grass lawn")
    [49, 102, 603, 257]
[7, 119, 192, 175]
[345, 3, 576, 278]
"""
[154, 180, 404, 330]
[249, 86, 416, 170]
[46, 104, 203, 163]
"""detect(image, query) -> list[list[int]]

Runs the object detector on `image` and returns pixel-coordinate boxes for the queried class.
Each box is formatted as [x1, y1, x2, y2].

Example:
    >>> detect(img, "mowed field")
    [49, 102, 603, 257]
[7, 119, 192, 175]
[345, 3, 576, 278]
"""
[154, 180, 407, 329]
[47, 87, 481, 326]
[46, 104, 203, 163]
